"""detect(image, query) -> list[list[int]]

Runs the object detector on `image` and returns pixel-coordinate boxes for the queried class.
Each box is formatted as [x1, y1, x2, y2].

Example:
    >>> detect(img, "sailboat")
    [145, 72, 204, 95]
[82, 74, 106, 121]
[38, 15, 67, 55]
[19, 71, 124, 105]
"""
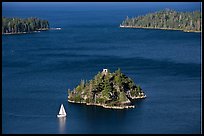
[57, 104, 66, 118]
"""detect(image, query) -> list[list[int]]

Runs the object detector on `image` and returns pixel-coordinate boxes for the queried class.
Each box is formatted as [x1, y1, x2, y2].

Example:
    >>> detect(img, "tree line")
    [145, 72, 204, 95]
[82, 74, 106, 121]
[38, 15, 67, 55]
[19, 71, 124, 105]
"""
[121, 9, 201, 32]
[2, 17, 49, 34]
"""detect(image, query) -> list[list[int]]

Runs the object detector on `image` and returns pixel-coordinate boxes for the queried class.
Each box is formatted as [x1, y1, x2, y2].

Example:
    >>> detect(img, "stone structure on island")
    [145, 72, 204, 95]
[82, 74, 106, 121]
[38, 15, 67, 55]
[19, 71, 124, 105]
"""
[68, 68, 146, 109]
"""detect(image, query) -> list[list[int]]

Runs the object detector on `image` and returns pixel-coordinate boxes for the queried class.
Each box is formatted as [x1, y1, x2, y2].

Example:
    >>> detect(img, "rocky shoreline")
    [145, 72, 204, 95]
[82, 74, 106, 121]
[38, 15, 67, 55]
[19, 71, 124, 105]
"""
[130, 95, 147, 99]
[2, 28, 49, 35]
[68, 99, 136, 109]
[119, 25, 201, 33]
[68, 94, 146, 110]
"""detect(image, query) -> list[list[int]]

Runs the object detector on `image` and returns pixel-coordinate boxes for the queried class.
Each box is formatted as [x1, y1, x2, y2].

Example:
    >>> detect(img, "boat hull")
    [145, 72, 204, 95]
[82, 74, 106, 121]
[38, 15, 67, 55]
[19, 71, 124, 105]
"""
[57, 114, 66, 118]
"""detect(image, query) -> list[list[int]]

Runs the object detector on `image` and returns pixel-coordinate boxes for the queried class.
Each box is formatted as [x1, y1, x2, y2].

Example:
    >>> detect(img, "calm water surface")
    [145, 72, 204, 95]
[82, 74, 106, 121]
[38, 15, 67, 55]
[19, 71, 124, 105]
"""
[2, 2, 201, 134]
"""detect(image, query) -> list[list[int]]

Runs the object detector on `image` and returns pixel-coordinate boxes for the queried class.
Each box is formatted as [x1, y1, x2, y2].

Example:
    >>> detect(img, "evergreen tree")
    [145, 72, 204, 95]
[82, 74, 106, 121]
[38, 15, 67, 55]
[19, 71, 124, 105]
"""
[2, 17, 49, 34]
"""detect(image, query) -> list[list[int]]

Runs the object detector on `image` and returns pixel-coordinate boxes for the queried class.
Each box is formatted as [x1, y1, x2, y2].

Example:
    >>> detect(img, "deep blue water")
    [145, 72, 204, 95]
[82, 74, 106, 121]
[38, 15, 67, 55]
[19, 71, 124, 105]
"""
[2, 2, 201, 134]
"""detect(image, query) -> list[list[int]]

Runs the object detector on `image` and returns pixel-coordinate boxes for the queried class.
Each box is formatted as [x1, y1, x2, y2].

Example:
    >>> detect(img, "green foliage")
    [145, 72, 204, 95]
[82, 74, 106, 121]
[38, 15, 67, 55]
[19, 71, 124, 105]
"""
[115, 68, 121, 75]
[114, 75, 122, 86]
[74, 95, 82, 102]
[130, 89, 139, 97]
[96, 98, 105, 104]
[130, 90, 136, 97]
[76, 85, 82, 92]
[118, 91, 128, 102]
[68, 68, 146, 106]
[121, 9, 201, 32]
[137, 85, 141, 92]
[104, 77, 112, 92]
[2, 17, 49, 34]
[102, 89, 110, 99]
[86, 98, 91, 103]
[128, 79, 135, 88]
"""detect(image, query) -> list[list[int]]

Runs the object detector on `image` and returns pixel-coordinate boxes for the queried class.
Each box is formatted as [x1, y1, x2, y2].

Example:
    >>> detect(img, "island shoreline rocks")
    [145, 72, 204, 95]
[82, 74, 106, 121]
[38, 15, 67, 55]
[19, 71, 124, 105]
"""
[119, 25, 201, 33]
[68, 99, 136, 109]
[2, 28, 49, 35]
[68, 68, 147, 110]
[68, 95, 147, 109]
[2, 28, 62, 35]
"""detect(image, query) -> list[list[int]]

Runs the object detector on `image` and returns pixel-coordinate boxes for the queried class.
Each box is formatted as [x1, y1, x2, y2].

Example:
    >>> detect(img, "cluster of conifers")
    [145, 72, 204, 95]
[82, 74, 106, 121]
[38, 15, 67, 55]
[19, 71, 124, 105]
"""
[120, 9, 201, 32]
[68, 69, 146, 109]
[2, 17, 49, 34]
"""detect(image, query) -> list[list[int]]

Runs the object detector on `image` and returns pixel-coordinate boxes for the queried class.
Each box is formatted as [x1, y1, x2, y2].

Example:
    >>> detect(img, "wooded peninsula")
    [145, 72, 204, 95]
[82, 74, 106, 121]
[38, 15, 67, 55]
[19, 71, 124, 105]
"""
[2, 17, 49, 34]
[68, 69, 146, 109]
[120, 9, 201, 32]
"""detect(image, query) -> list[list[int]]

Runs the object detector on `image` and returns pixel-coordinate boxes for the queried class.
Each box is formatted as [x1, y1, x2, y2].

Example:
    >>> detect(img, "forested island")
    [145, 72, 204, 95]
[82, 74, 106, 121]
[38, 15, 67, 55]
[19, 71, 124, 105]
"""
[2, 17, 49, 34]
[68, 69, 146, 109]
[120, 9, 201, 32]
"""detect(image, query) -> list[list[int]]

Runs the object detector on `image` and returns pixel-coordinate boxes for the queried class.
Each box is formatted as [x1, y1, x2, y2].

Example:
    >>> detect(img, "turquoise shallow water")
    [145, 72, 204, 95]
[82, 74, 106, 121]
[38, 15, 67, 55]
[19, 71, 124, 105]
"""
[2, 2, 201, 134]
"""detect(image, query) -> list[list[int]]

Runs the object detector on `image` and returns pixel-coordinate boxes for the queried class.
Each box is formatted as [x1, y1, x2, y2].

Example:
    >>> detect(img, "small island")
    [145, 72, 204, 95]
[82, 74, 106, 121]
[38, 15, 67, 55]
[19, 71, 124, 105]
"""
[68, 69, 146, 109]
[120, 9, 201, 32]
[2, 17, 49, 35]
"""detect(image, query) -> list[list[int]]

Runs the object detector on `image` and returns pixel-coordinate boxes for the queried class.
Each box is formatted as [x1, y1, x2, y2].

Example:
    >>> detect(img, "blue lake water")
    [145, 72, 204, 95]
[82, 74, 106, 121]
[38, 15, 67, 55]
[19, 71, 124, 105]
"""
[2, 2, 201, 134]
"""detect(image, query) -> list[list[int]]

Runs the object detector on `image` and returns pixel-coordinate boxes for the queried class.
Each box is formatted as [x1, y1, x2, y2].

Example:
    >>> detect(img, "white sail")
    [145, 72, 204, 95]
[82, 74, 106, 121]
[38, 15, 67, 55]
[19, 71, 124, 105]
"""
[59, 104, 66, 115]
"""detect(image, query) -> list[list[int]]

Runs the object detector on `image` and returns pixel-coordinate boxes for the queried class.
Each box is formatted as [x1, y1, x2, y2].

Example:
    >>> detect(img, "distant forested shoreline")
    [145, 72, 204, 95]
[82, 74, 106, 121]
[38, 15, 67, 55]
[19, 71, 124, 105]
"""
[2, 17, 49, 34]
[120, 9, 201, 32]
